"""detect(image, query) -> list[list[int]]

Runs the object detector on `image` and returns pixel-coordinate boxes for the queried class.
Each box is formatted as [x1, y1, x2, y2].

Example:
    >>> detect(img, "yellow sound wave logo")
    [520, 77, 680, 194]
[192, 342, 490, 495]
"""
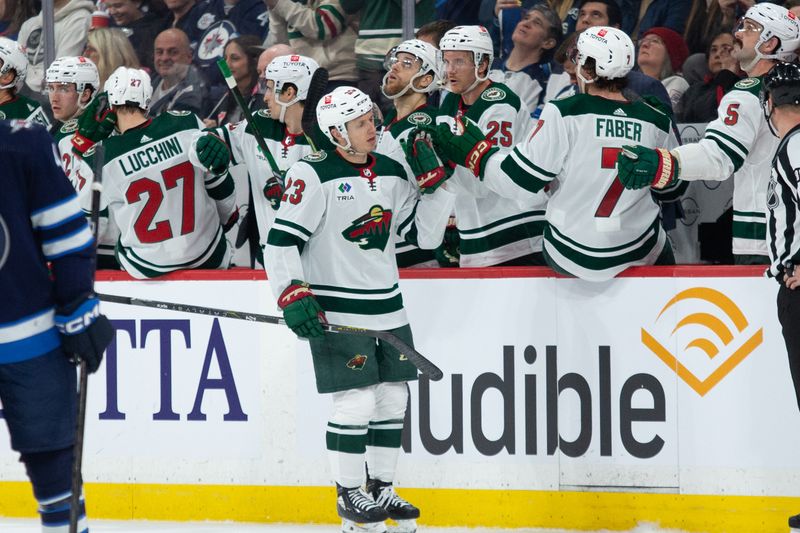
[641, 287, 763, 396]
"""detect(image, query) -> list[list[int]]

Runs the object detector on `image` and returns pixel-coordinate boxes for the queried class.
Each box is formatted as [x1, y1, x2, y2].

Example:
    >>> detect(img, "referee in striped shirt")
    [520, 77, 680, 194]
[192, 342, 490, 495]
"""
[763, 61, 800, 531]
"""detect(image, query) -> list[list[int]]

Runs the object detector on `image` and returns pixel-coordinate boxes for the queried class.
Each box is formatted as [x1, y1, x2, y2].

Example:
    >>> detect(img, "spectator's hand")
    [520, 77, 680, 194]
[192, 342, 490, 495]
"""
[616, 145, 680, 190]
[494, 0, 521, 17]
[265, 0, 278, 7]
[203, 118, 218, 129]
[278, 280, 327, 338]
[196, 133, 231, 174]
[55, 293, 114, 374]
[403, 130, 449, 194]
[72, 92, 116, 156]
[719, 45, 738, 73]
[427, 117, 496, 178]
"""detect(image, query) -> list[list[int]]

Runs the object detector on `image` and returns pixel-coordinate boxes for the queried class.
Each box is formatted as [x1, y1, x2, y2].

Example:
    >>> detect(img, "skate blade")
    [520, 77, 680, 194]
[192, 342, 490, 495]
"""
[387, 518, 417, 532]
[342, 519, 387, 533]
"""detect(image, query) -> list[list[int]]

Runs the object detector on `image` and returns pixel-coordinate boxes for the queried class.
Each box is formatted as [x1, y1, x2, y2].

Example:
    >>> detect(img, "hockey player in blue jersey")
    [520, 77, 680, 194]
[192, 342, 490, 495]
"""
[0, 120, 113, 532]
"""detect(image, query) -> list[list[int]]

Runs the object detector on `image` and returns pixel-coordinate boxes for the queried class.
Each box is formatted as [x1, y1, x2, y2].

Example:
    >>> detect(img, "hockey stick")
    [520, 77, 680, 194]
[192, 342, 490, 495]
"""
[300, 66, 329, 152]
[69, 143, 105, 533]
[96, 292, 443, 381]
[216, 58, 282, 180]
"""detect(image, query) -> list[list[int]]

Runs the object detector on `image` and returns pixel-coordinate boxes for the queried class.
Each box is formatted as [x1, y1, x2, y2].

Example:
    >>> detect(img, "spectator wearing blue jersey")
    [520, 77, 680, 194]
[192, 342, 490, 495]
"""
[620, 0, 692, 41]
[0, 121, 112, 533]
[490, 3, 563, 117]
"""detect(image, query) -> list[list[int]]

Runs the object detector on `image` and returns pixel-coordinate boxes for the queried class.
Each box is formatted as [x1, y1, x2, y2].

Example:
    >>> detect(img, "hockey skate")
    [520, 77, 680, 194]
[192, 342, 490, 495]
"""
[790, 512, 800, 532]
[337, 484, 388, 532]
[367, 479, 419, 533]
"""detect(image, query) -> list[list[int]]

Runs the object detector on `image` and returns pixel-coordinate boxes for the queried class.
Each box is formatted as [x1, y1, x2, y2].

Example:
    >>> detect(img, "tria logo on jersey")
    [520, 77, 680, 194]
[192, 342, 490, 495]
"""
[341, 205, 393, 251]
[641, 287, 763, 396]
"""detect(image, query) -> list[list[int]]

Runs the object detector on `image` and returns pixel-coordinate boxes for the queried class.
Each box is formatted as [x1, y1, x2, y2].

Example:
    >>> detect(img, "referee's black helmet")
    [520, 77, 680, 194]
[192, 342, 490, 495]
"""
[764, 61, 800, 107]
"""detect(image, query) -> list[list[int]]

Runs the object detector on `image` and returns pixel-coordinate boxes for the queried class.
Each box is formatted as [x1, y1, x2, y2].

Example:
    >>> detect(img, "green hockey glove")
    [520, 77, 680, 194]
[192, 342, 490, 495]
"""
[71, 92, 116, 156]
[435, 218, 459, 267]
[278, 280, 327, 338]
[403, 130, 448, 194]
[426, 117, 497, 178]
[196, 133, 231, 175]
[616, 145, 680, 190]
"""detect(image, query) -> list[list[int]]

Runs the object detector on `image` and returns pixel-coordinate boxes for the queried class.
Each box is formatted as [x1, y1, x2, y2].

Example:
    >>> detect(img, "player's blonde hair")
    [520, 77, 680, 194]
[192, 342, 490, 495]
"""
[86, 28, 140, 90]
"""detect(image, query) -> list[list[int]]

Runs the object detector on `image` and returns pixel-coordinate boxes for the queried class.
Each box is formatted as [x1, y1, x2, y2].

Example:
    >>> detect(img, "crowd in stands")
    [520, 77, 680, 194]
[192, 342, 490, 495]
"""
[0, 0, 795, 278]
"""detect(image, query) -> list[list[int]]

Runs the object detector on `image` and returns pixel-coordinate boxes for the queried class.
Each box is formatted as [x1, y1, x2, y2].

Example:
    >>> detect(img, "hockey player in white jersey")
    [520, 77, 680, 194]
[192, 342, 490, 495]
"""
[438, 25, 547, 267]
[0, 37, 49, 127]
[381, 38, 452, 267]
[420, 26, 682, 281]
[193, 55, 318, 254]
[265, 86, 455, 533]
[46, 56, 121, 268]
[617, 3, 800, 264]
[73, 66, 238, 278]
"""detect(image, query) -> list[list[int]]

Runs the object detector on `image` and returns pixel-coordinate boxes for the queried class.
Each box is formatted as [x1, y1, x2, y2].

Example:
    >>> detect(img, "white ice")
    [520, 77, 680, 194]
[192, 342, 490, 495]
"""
[0, 518, 688, 532]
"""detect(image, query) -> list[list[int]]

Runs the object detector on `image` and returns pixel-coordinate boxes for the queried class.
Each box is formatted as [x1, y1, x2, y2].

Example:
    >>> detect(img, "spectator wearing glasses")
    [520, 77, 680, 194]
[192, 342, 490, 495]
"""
[636, 27, 690, 109]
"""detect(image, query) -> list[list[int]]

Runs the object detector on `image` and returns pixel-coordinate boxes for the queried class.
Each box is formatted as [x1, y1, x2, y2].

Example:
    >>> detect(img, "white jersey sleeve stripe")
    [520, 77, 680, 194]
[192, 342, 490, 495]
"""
[41, 225, 93, 260]
[30, 195, 83, 230]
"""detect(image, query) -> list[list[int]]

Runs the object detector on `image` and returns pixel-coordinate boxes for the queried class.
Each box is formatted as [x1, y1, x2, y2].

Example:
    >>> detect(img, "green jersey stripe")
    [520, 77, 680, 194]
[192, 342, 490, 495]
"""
[459, 210, 546, 236]
[510, 146, 557, 178]
[367, 427, 403, 448]
[733, 210, 767, 218]
[327, 422, 368, 431]
[273, 218, 313, 238]
[732, 220, 767, 240]
[460, 220, 544, 256]
[326, 432, 367, 454]
[266, 228, 306, 251]
[311, 283, 399, 295]
[500, 154, 551, 194]
[544, 223, 661, 271]
[548, 218, 659, 254]
[705, 134, 745, 172]
[705, 127, 749, 156]
[316, 293, 404, 315]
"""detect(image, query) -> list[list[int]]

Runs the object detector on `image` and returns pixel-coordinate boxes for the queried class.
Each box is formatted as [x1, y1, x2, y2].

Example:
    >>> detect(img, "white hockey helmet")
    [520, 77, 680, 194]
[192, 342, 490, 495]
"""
[0, 37, 27, 91]
[739, 4, 800, 69]
[440, 25, 494, 88]
[105, 66, 152, 111]
[264, 54, 319, 122]
[575, 26, 634, 84]
[45, 56, 100, 106]
[381, 39, 443, 99]
[316, 86, 373, 152]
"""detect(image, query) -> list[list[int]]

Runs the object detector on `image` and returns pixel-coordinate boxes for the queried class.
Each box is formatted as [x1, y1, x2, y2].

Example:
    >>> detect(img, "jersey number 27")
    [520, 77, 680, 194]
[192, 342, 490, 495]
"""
[126, 161, 196, 243]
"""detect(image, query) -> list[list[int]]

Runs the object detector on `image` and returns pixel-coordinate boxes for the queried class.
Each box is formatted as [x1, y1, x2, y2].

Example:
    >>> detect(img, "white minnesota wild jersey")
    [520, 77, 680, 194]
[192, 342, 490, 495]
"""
[97, 111, 236, 278]
[54, 119, 120, 265]
[672, 76, 776, 257]
[265, 150, 455, 330]
[483, 93, 680, 281]
[439, 82, 547, 266]
[213, 110, 313, 245]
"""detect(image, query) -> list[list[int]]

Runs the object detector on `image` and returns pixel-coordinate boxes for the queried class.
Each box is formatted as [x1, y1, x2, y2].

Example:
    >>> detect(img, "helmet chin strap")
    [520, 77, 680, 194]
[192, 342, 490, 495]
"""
[762, 97, 779, 137]
[275, 91, 300, 123]
[577, 67, 596, 92]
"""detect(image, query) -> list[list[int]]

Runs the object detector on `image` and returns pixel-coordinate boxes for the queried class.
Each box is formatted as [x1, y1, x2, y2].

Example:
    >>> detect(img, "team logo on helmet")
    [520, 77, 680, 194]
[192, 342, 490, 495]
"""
[341, 204, 393, 251]
[598, 28, 608, 37]
[481, 87, 506, 102]
[346, 354, 368, 370]
[407, 112, 432, 126]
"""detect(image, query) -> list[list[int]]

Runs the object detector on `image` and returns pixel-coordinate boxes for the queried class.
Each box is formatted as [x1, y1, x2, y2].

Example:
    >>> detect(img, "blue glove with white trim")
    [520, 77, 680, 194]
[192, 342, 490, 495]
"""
[55, 293, 114, 373]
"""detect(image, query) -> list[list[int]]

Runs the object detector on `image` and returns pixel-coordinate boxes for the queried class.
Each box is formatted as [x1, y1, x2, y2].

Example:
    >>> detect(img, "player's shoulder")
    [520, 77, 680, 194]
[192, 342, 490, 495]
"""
[154, 110, 202, 132]
[469, 83, 522, 117]
[729, 76, 763, 98]
[0, 119, 51, 147]
[246, 109, 283, 140]
[373, 151, 408, 181]
[294, 150, 339, 183]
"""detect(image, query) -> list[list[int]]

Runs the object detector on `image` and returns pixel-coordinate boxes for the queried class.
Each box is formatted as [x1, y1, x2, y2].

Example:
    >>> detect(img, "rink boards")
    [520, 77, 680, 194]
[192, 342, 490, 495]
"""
[0, 266, 798, 532]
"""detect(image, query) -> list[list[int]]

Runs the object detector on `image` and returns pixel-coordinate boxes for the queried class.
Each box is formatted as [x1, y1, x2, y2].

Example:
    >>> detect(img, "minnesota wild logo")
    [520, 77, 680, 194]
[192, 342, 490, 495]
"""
[341, 205, 393, 251]
[346, 354, 368, 370]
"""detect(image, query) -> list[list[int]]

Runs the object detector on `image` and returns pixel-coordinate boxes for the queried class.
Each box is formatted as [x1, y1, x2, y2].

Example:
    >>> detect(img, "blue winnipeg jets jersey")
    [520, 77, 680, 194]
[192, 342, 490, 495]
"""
[0, 121, 95, 363]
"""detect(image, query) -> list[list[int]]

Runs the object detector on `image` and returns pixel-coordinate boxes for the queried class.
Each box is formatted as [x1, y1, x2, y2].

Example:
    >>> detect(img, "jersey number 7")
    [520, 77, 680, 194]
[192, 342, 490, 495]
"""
[595, 147, 625, 218]
[126, 161, 196, 243]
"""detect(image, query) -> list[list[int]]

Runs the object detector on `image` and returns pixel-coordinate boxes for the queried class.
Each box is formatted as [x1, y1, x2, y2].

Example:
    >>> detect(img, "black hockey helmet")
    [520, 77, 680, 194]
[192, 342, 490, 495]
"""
[763, 61, 800, 107]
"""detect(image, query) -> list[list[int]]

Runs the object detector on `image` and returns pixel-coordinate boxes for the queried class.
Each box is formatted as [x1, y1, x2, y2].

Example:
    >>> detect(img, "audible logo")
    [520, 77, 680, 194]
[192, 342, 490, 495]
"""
[642, 287, 763, 396]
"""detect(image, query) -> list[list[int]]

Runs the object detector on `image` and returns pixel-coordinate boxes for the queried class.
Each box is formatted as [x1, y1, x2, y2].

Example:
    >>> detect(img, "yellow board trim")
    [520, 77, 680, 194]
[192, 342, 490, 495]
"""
[0, 482, 798, 532]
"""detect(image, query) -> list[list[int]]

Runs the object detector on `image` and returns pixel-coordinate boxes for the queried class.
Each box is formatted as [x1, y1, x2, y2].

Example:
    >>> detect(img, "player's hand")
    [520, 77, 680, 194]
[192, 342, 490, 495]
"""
[435, 217, 460, 267]
[403, 130, 449, 194]
[196, 133, 231, 175]
[55, 293, 114, 374]
[264, 173, 284, 210]
[425, 117, 496, 177]
[616, 145, 680, 190]
[278, 280, 327, 338]
[71, 92, 116, 156]
[784, 263, 800, 290]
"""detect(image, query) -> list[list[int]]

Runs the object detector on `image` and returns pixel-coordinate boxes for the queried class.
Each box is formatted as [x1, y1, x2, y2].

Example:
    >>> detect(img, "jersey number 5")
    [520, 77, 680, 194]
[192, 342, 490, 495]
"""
[724, 103, 739, 126]
[126, 161, 196, 243]
[595, 147, 625, 218]
[486, 121, 512, 147]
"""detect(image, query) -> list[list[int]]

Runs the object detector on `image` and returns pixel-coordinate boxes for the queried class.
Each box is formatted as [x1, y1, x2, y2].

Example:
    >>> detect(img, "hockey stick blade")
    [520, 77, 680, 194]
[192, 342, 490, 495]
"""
[301, 67, 329, 151]
[98, 293, 443, 381]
